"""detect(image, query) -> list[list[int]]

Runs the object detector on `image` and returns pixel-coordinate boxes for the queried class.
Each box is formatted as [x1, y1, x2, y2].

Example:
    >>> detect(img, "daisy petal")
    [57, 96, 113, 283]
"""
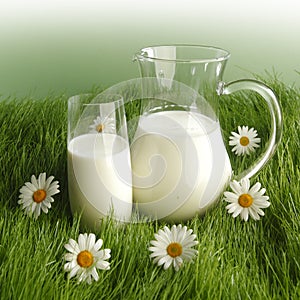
[96, 260, 110, 270]
[91, 267, 99, 281]
[78, 234, 87, 250]
[87, 233, 96, 251]
[69, 265, 80, 278]
[44, 176, 55, 190]
[94, 238, 103, 251]
[31, 175, 38, 189]
[38, 173, 46, 189]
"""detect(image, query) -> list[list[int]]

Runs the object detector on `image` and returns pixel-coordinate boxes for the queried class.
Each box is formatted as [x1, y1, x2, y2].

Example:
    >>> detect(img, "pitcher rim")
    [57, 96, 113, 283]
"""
[135, 44, 231, 63]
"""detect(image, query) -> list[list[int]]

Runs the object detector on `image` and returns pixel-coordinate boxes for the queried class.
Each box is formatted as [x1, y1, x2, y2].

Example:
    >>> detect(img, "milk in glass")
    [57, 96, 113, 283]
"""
[68, 133, 132, 228]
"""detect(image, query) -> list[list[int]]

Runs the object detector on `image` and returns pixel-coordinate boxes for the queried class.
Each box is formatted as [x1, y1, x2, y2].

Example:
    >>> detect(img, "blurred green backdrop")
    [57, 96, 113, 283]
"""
[0, 0, 299, 98]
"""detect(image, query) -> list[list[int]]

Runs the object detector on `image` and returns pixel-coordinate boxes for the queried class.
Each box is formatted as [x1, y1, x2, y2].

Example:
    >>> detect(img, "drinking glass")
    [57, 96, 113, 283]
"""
[68, 94, 132, 229]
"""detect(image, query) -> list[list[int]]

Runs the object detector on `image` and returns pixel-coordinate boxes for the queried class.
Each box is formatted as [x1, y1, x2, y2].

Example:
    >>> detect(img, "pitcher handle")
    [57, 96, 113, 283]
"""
[219, 79, 283, 180]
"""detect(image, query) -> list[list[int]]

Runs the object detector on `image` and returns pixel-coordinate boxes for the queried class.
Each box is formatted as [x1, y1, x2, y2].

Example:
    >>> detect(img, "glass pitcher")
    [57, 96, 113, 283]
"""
[130, 44, 282, 221]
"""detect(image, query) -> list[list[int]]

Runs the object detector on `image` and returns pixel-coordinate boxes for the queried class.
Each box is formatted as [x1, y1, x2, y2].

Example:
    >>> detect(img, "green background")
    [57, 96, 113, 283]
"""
[0, 0, 299, 98]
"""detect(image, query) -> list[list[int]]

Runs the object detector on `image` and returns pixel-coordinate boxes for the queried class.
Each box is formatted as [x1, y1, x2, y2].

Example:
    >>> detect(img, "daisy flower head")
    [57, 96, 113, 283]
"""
[89, 115, 116, 134]
[224, 178, 270, 221]
[229, 126, 261, 156]
[18, 173, 59, 219]
[64, 233, 111, 284]
[149, 224, 198, 271]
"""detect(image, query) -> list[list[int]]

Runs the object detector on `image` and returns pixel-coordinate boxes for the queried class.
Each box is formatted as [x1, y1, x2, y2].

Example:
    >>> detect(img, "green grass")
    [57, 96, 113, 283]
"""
[0, 76, 299, 299]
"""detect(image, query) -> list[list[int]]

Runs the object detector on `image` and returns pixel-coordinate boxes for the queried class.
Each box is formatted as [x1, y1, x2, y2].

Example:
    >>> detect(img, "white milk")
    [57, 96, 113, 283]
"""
[68, 133, 132, 229]
[130, 110, 232, 221]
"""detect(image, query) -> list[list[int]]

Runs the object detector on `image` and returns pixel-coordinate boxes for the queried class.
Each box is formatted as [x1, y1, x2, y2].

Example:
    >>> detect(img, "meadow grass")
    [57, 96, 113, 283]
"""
[0, 76, 299, 299]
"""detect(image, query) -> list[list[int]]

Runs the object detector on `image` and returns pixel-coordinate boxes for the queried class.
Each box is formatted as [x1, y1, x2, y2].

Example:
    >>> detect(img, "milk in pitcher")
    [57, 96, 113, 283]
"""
[130, 110, 232, 221]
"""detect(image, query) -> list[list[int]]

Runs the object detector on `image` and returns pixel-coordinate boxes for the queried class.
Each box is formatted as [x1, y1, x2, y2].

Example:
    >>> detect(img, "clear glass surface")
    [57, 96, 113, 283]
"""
[68, 94, 132, 229]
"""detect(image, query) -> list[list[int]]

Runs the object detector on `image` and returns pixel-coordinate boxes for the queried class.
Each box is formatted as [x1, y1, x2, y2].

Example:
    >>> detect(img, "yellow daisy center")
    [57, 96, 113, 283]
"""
[240, 136, 250, 146]
[238, 193, 253, 208]
[33, 189, 47, 203]
[167, 242, 183, 258]
[96, 123, 104, 133]
[77, 250, 94, 268]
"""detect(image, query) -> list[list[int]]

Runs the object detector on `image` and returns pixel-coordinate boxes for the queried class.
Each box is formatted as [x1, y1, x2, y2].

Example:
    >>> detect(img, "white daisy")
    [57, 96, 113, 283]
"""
[64, 233, 111, 284]
[89, 116, 116, 133]
[224, 178, 270, 221]
[229, 126, 261, 156]
[18, 173, 60, 219]
[149, 224, 198, 271]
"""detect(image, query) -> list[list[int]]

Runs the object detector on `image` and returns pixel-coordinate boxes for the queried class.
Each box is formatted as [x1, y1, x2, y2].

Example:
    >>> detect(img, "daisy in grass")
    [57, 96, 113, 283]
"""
[18, 173, 59, 218]
[229, 126, 261, 156]
[89, 115, 116, 133]
[224, 178, 270, 221]
[64, 233, 111, 284]
[149, 224, 198, 271]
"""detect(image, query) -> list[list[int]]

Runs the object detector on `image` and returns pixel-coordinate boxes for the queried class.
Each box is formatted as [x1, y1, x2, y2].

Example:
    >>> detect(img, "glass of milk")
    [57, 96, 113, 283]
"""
[67, 94, 132, 229]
